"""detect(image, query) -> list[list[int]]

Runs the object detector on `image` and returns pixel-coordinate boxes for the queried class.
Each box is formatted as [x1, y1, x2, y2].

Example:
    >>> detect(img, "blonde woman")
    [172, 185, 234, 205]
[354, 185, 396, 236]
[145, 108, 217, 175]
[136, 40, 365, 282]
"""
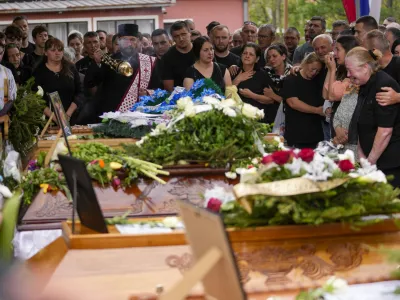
[346, 47, 400, 187]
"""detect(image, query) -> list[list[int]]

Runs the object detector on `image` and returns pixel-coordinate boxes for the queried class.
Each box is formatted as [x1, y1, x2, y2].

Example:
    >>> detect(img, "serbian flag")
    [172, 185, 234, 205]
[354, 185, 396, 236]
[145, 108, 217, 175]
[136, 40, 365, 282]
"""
[342, 0, 382, 23]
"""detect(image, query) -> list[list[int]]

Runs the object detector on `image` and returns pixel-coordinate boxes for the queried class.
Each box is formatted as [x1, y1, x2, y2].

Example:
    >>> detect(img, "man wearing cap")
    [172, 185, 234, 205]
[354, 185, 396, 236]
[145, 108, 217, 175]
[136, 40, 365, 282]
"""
[85, 24, 158, 117]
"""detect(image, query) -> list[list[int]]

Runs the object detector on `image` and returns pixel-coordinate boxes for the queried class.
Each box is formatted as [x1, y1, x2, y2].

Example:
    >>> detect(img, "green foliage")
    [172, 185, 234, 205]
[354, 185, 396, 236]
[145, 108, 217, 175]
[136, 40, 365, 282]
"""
[222, 180, 400, 227]
[9, 78, 46, 155]
[381, 0, 400, 24]
[92, 121, 152, 139]
[72, 142, 124, 163]
[0, 190, 22, 261]
[123, 110, 271, 167]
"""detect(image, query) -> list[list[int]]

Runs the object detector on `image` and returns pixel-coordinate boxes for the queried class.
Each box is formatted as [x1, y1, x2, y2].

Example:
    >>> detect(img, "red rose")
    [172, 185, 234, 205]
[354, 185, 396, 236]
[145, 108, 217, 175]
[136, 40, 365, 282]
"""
[207, 198, 222, 213]
[271, 150, 292, 165]
[338, 159, 355, 172]
[261, 155, 273, 164]
[297, 148, 315, 163]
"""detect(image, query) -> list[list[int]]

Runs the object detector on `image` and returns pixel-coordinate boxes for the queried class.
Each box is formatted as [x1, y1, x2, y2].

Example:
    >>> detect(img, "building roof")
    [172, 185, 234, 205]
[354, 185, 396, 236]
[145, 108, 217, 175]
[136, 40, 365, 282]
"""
[0, 0, 175, 13]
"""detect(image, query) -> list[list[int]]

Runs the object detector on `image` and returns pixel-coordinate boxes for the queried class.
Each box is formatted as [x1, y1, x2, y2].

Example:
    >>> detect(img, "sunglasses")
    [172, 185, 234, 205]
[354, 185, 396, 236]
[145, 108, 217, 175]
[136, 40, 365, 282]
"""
[243, 21, 257, 27]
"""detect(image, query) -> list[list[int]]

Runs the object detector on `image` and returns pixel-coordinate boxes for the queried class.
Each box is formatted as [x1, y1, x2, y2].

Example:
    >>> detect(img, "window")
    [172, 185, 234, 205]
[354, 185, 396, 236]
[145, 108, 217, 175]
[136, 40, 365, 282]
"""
[28, 22, 88, 45]
[97, 19, 155, 35]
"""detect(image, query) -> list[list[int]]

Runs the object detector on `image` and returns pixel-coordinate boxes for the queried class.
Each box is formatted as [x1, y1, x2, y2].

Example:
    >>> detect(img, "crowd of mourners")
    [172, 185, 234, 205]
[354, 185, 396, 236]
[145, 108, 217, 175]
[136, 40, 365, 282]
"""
[0, 14, 399, 186]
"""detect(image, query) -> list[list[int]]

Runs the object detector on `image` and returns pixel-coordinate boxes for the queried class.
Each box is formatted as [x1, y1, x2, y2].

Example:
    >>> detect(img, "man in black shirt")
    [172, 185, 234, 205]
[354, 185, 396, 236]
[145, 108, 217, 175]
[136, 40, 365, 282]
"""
[211, 25, 240, 68]
[230, 21, 258, 56]
[364, 30, 400, 84]
[31, 25, 49, 68]
[161, 21, 195, 91]
[284, 27, 300, 63]
[151, 29, 171, 90]
[12, 16, 35, 54]
[76, 32, 100, 76]
[4, 44, 31, 86]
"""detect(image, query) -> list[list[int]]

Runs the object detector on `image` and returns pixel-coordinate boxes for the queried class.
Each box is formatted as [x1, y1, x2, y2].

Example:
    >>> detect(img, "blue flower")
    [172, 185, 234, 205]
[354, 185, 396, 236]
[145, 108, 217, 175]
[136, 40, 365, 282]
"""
[191, 79, 205, 91]
[154, 88, 168, 99]
[200, 88, 216, 97]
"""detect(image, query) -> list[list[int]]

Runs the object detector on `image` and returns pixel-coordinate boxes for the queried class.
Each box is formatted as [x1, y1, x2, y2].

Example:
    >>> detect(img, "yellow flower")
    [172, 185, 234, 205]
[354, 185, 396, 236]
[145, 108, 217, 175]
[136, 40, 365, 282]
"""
[40, 183, 49, 194]
[110, 162, 122, 170]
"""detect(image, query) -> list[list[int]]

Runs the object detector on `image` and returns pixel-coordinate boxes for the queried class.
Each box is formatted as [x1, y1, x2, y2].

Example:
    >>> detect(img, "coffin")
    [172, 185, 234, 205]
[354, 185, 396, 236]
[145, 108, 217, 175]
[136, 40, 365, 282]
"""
[27, 219, 400, 299]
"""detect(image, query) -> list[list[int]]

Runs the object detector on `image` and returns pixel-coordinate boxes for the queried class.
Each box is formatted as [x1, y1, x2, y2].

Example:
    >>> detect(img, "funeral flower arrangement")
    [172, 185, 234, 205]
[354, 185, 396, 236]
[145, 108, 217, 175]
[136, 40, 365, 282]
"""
[123, 94, 272, 167]
[204, 148, 400, 227]
[20, 142, 168, 205]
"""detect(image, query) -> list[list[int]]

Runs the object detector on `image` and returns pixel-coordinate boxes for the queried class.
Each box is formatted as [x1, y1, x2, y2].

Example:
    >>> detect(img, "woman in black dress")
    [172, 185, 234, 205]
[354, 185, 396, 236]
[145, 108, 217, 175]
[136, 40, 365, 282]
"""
[183, 36, 231, 92]
[33, 38, 82, 125]
[347, 47, 400, 187]
[283, 52, 325, 149]
[232, 43, 275, 123]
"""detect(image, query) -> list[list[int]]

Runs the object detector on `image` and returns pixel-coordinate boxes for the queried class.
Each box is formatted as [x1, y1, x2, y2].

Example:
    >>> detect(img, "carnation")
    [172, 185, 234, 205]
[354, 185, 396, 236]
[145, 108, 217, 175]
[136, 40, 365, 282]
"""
[297, 148, 314, 163]
[338, 159, 355, 172]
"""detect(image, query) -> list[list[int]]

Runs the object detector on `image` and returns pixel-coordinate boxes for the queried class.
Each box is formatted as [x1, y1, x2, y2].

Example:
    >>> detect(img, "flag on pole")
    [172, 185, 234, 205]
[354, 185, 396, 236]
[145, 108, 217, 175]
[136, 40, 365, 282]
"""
[342, 0, 382, 24]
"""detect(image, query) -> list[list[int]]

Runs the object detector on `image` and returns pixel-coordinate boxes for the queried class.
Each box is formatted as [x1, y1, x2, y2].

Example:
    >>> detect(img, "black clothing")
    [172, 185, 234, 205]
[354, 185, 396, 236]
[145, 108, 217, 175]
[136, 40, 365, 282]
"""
[31, 52, 44, 69]
[184, 63, 227, 92]
[352, 71, 400, 170]
[85, 52, 158, 117]
[214, 52, 240, 68]
[33, 62, 82, 115]
[234, 68, 276, 123]
[76, 56, 96, 76]
[4, 61, 32, 86]
[382, 56, 400, 84]
[287, 48, 297, 64]
[282, 74, 324, 146]
[230, 46, 242, 56]
[152, 58, 164, 90]
[161, 46, 195, 88]
[20, 42, 35, 54]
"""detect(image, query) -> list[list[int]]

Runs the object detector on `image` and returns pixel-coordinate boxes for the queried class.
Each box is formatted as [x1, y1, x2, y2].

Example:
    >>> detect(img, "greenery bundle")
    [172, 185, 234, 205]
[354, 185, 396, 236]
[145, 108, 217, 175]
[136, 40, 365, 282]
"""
[92, 121, 152, 138]
[9, 78, 46, 155]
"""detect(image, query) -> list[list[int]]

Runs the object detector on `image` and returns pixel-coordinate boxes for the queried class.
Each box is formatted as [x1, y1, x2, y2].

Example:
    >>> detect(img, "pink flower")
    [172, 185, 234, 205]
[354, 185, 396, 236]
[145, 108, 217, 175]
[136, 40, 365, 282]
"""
[207, 197, 222, 213]
[338, 159, 354, 172]
[112, 177, 121, 189]
[297, 148, 315, 163]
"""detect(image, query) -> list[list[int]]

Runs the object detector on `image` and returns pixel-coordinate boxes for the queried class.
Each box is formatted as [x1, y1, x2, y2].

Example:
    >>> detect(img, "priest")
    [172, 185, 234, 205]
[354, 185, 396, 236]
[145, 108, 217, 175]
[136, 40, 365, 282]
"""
[84, 24, 158, 117]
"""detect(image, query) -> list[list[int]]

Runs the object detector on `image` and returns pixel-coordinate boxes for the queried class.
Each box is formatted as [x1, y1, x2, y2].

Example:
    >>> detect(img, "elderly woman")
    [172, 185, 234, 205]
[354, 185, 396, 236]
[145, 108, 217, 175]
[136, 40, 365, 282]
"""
[347, 47, 400, 187]
[282, 52, 325, 149]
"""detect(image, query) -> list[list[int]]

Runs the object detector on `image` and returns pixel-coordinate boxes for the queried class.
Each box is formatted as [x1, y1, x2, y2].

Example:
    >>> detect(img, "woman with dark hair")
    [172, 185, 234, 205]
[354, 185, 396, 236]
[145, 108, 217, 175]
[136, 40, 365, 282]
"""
[33, 38, 83, 124]
[183, 36, 231, 91]
[283, 53, 325, 148]
[232, 42, 275, 123]
[263, 43, 292, 125]
[392, 38, 400, 56]
[68, 32, 84, 63]
[323, 35, 360, 144]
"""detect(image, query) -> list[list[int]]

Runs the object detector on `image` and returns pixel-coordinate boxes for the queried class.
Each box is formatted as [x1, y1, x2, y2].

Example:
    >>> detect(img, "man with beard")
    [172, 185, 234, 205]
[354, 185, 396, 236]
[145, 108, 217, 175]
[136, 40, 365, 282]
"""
[161, 21, 195, 91]
[211, 25, 240, 68]
[230, 21, 258, 56]
[96, 29, 108, 53]
[293, 16, 326, 65]
[12, 16, 35, 54]
[85, 24, 158, 116]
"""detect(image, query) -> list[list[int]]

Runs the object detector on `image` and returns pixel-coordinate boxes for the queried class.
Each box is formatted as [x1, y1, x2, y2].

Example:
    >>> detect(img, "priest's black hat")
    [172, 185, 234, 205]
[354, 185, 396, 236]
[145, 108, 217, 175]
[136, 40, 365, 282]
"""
[117, 24, 139, 37]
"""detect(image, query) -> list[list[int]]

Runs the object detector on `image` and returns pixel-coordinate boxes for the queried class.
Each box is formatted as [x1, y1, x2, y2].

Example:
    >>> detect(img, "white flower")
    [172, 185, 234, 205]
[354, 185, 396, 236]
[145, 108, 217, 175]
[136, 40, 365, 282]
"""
[285, 157, 304, 176]
[177, 97, 193, 110]
[225, 171, 237, 179]
[184, 104, 196, 117]
[36, 86, 44, 97]
[203, 186, 235, 207]
[203, 96, 221, 106]
[301, 153, 333, 181]
[237, 167, 258, 183]
[220, 98, 238, 108]
[324, 276, 348, 294]
[149, 122, 168, 136]
[162, 217, 180, 228]
[255, 108, 265, 120]
[251, 158, 259, 165]
[358, 170, 387, 183]
[241, 103, 259, 119]
[338, 149, 356, 164]
[0, 184, 12, 198]
[136, 135, 149, 147]
[222, 107, 237, 117]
